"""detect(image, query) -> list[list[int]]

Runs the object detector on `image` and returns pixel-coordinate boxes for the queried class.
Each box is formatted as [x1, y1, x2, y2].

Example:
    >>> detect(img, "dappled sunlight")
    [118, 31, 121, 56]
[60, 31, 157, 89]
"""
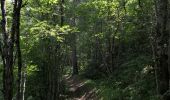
[64, 76, 98, 100]
[0, 0, 167, 100]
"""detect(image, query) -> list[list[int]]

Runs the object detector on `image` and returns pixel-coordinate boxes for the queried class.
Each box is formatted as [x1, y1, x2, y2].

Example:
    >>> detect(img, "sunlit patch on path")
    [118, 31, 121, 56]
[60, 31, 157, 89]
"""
[64, 75, 98, 100]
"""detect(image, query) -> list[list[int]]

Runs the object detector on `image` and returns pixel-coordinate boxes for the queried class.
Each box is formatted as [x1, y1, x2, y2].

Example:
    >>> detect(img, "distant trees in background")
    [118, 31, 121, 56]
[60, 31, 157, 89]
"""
[0, 0, 170, 100]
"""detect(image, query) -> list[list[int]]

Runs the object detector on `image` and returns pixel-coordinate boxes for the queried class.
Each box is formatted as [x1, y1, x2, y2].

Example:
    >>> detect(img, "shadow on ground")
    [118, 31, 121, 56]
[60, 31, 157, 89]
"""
[63, 75, 98, 100]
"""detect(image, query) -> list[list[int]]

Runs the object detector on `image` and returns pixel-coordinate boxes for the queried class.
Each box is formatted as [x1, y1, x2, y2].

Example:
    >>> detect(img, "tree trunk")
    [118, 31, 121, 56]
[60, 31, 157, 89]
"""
[16, 3, 23, 100]
[72, 34, 78, 75]
[60, 0, 64, 27]
[155, 0, 170, 97]
[71, 0, 80, 75]
[21, 66, 26, 100]
[0, 0, 23, 100]
[14, 0, 23, 100]
[1, 0, 14, 100]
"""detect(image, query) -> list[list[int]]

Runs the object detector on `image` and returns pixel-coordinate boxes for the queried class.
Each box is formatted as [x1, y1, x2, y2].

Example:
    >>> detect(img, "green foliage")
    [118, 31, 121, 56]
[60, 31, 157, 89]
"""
[87, 56, 159, 100]
[0, 0, 159, 99]
[21, 19, 74, 99]
[25, 36, 60, 99]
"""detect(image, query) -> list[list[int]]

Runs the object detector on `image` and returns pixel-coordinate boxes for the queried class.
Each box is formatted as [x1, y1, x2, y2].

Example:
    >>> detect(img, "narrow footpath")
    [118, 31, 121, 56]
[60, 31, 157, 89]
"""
[64, 75, 98, 100]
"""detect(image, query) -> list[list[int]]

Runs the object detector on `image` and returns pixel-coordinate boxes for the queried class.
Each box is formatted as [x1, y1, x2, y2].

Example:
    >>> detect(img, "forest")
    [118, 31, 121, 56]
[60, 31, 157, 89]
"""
[0, 0, 170, 100]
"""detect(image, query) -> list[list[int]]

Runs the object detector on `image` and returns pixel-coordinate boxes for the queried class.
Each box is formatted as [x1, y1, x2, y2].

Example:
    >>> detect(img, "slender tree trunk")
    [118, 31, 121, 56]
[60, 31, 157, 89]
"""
[16, 25, 22, 100]
[16, 7, 23, 100]
[72, 34, 78, 75]
[60, 0, 64, 27]
[71, 0, 80, 75]
[154, 0, 170, 98]
[21, 66, 26, 100]
[15, 0, 23, 100]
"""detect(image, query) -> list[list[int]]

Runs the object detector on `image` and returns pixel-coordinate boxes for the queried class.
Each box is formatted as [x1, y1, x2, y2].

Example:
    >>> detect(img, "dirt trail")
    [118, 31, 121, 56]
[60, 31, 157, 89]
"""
[64, 75, 98, 100]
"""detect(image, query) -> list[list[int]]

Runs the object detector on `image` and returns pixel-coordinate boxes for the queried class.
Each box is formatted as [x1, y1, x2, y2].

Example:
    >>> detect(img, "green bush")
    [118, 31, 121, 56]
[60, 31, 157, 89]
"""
[86, 55, 159, 100]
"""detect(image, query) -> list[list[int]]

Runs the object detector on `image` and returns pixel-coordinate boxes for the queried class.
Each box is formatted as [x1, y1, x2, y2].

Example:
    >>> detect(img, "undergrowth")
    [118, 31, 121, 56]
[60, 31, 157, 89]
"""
[85, 56, 161, 100]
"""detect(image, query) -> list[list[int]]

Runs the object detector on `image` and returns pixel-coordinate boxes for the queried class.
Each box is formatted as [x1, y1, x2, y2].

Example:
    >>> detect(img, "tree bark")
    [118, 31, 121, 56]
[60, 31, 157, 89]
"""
[60, 0, 64, 27]
[72, 34, 78, 75]
[1, 0, 14, 100]
[71, 0, 80, 75]
[16, 0, 23, 99]
[154, 0, 170, 97]
[0, 0, 23, 100]
[21, 66, 26, 100]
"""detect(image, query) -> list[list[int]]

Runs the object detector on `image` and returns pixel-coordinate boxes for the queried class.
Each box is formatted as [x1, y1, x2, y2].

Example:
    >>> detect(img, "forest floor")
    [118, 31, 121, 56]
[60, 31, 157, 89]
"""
[64, 75, 99, 100]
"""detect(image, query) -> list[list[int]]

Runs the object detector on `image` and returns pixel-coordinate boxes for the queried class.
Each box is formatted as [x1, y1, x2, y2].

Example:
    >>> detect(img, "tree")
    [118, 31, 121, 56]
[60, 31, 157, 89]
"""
[15, 0, 23, 100]
[0, 0, 167, 99]
[70, 0, 80, 75]
[0, 0, 23, 100]
[60, 0, 64, 27]
[154, 0, 170, 98]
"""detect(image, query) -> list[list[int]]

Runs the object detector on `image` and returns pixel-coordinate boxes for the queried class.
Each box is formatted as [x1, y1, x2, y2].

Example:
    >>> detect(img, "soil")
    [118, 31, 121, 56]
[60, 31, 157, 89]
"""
[64, 75, 98, 100]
